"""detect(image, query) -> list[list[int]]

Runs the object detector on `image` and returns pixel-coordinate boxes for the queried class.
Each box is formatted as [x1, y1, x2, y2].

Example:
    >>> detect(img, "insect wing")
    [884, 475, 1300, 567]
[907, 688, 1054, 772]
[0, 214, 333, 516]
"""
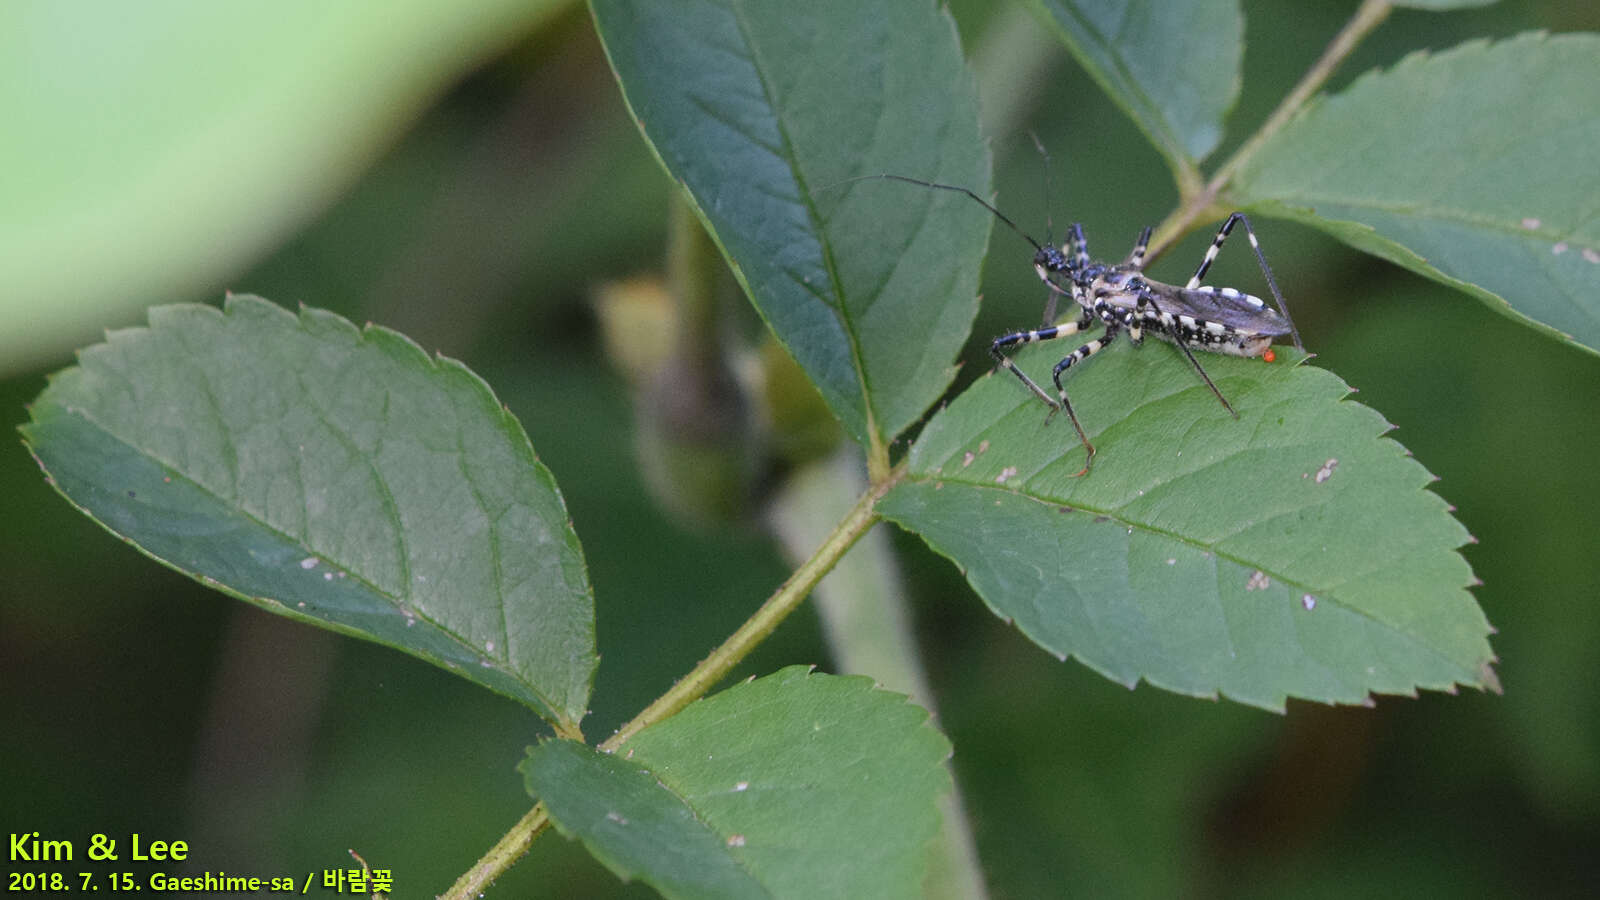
[1155, 285, 1292, 337]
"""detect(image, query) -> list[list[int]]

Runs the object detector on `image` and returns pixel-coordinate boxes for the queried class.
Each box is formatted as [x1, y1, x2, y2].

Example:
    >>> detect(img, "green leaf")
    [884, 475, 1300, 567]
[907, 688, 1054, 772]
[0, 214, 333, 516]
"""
[1023, 0, 1242, 178]
[590, 0, 989, 450]
[1234, 32, 1600, 356]
[523, 667, 951, 899]
[0, 0, 565, 375]
[21, 295, 596, 730]
[876, 343, 1495, 710]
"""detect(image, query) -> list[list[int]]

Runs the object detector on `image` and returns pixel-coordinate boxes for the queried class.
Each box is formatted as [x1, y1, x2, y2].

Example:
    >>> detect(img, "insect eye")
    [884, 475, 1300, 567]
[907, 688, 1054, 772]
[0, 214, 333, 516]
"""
[1035, 248, 1066, 271]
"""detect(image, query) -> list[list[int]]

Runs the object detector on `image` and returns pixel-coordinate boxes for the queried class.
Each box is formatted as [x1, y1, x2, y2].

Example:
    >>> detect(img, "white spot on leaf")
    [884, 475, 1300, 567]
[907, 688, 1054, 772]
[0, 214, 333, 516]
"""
[727, 834, 746, 848]
[300, 557, 318, 570]
[1315, 458, 1339, 483]
[1521, 217, 1541, 230]
[1302, 594, 1318, 611]
[995, 466, 1018, 485]
[1246, 570, 1271, 591]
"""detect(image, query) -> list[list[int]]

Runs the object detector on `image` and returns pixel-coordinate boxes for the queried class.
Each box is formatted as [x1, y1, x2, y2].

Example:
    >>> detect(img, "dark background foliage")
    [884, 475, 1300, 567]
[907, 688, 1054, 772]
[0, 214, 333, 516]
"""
[4, 1, 1596, 895]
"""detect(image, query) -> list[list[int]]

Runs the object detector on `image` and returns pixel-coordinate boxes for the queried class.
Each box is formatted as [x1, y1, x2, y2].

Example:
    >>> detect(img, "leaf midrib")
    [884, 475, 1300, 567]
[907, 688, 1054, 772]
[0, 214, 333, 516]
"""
[45, 400, 559, 714]
[725, 0, 880, 447]
[898, 473, 1460, 646]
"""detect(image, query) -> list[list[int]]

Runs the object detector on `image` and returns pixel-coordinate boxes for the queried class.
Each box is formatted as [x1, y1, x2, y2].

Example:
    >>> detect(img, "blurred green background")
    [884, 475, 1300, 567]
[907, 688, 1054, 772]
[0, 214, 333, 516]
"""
[4, 1, 1597, 896]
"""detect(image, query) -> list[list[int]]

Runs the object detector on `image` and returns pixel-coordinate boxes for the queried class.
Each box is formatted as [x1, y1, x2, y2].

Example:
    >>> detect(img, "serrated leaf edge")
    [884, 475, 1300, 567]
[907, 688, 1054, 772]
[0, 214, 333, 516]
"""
[21, 294, 598, 729]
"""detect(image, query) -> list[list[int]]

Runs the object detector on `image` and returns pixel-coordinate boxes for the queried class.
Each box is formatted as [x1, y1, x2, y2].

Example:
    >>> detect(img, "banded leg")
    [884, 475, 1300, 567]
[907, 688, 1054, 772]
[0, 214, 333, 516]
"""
[1040, 223, 1092, 327]
[1067, 222, 1090, 270]
[990, 313, 1093, 414]
[1126, 290, 1151, 344]
[1184, 212, 1302, 349]
[1050, 324, 1121, 476]
[1125, 226, 1153, 269]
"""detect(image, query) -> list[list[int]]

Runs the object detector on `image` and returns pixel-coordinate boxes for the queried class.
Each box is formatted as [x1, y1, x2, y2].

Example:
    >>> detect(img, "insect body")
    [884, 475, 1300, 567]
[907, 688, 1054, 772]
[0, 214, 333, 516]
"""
[847, 175, 1301, 475]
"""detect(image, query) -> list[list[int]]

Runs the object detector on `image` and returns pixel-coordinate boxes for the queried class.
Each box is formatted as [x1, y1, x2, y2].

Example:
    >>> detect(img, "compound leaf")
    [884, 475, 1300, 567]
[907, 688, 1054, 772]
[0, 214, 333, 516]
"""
[877, 343, 1494, 710]
[523, 667, 951, 899]
[1024, 0, 1242, 178]
[1234, 32, 1600, 357]
[22, 295, 596, 730]
[590, 0, 989, 450]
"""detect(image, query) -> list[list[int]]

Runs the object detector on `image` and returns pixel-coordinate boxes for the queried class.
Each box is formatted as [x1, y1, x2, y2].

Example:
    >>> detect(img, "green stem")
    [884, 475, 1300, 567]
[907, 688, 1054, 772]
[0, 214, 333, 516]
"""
[439, 804, 550, 900]
[1147, 0, 1393, 260]
[768, 452, 988, 899]
[438, 8, 1405, 895]
[444, 468, 899, 895]
[601, 468, 896, 752]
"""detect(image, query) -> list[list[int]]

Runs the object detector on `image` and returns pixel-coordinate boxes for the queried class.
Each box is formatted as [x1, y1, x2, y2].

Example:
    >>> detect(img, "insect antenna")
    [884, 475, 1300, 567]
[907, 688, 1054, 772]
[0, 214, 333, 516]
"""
[1028, 132, 1056, 249]
[1028, 132, 1064, 326]
[825, 174, 1044, 252]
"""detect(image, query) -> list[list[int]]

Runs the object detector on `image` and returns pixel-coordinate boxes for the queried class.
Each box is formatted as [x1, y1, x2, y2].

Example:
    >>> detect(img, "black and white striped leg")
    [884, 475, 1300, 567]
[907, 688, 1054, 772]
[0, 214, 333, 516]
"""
[990, 315, 1092, 416]
[1049, 324, 1121, 475]
[1127, 289, 1156, 345]
[1041, 224, 1092, 326]
[1067, 222, 1090, 270]
[1183, 212, 1302, 350]
[1126, 226, 1153, 269]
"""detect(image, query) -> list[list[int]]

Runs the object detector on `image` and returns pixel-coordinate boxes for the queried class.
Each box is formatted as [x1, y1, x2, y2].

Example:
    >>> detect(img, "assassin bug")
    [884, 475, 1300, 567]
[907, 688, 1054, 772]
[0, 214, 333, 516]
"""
[841, 173, 1302, 476]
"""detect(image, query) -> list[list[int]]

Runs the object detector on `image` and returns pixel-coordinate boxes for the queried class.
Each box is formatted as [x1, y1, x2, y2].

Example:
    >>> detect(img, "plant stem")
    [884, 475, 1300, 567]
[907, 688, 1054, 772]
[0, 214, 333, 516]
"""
[601, 468, 896, 752]
[445, 468, 898, 895]
[439, 804, 550, 900]
[768, 452, 988, 899]
[1146, 0, 1393, 260]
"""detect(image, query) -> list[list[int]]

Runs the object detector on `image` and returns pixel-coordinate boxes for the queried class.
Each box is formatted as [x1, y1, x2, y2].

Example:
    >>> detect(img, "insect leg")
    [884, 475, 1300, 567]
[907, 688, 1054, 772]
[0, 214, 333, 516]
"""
[1126, 289, 1152, 345]
[1040, 223, 1090, 327]
[1169, 331, 1240, 419]
[1049, 324, 1121, 476]
[990, 316, 1092, 415]
[1066, 222, 1090, 270]
[1184, 212, 1302, 350]
[1039, 280, 1062, 330]
[1126, 226, 1153, 269]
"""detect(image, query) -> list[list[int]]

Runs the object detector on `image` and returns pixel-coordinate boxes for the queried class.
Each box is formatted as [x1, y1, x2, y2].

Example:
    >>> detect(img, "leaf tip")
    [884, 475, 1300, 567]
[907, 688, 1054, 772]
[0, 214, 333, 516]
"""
[1479, 662, 1503, 695]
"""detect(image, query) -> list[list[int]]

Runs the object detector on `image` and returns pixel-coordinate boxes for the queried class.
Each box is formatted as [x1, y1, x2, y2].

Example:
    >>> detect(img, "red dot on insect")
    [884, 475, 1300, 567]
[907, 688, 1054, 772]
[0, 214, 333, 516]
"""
[1262, 349, 1277, 363]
